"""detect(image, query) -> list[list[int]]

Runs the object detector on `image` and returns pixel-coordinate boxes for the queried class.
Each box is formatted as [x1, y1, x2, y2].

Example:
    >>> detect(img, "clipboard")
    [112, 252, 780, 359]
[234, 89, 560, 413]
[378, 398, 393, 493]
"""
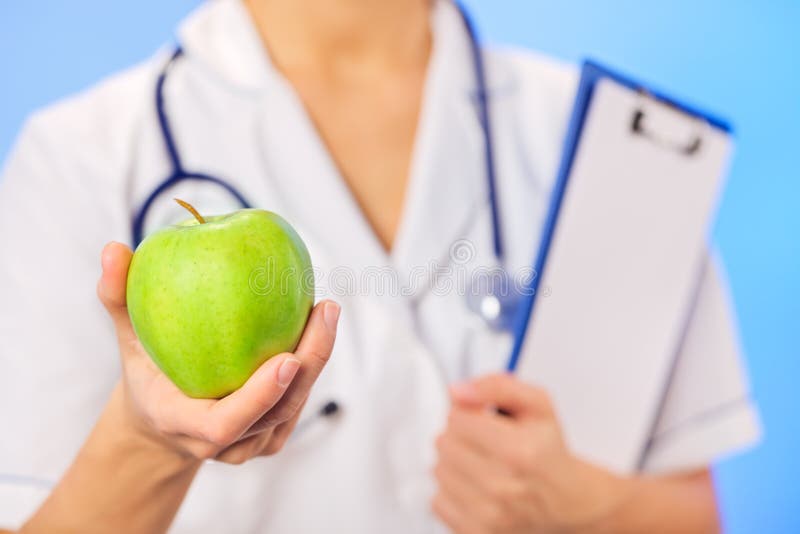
[509, 60, 733, 474]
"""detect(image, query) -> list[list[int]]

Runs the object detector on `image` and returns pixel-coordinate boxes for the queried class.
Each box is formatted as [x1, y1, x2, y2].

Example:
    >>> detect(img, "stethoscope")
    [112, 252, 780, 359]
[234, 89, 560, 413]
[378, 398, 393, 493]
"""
[133, 2, 524, 432]
[133, 0, 522, 332]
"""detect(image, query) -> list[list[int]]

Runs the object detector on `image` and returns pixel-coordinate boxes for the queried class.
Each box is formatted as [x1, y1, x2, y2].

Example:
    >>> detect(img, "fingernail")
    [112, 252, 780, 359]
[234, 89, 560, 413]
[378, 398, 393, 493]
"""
[323, 301, 341, 331]
[277, 358, 301, 387]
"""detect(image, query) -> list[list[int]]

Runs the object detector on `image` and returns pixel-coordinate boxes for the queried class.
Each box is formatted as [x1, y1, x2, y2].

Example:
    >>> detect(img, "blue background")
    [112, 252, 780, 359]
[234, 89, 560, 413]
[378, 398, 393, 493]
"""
[0, 1, 797, 531]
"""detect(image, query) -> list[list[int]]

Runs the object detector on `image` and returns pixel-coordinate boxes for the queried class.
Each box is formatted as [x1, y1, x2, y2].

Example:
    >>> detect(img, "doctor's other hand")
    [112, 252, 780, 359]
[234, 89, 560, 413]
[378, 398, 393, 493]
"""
[97, 241, 340, 465]
[432, 374, 629, 534]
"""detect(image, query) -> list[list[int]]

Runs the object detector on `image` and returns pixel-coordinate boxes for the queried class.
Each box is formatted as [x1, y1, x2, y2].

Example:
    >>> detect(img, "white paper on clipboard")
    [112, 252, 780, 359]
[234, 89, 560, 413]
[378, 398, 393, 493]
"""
[514, 76, 733, 474]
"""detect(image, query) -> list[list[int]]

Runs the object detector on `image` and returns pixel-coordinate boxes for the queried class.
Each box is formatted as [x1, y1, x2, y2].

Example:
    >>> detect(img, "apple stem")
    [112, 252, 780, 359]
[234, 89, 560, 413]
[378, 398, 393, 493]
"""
[174, 198, 206, 224]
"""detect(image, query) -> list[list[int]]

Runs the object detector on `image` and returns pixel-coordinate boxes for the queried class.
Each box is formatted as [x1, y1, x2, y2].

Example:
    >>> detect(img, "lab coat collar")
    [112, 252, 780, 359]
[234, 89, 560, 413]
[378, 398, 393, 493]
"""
[390, 0, 488, 295]
[176, 0, 514, 95]
[177, 0, 516, 297]
[177, 0, 276, 92]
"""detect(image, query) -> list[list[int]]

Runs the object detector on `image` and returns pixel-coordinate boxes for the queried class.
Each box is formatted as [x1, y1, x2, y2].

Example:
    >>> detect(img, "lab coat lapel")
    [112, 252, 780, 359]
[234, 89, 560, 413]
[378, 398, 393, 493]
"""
[179, 0, 388, 273]
[255, 78, 390, 274]
[391, 1, 485, 293]
[177, 0, 273, 92]
[178, 0, 493, 294]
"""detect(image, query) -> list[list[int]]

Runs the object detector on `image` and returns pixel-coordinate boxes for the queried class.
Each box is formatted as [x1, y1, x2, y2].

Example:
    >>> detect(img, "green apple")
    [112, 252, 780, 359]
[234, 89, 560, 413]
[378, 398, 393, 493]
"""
[126, 199, 314, 398]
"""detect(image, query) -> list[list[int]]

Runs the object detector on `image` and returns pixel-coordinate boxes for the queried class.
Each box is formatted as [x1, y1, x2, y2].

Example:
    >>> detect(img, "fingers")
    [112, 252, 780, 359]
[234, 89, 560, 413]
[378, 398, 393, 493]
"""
[447, 407, 520, 460]
[184, 301, 338, 454]
[243, 395, 308, 440]
[214, 431, 273, 465]
[145, 301, 338, 444]
[133, 352, 300, 456]
[258, 300, 340, 426]
[294, 301, 340, 378]
[433, 459, 510, 534]
[436, 430, 507, 486]
[211, 300, 338, 435]
[431, 492, 479, 534]
[97, 242, 137, 344]
[450, 373, 554, 418]
[259, 414, 301, 454]
[213, 395, 309, 464]
[435, 430, 526, 531]
[435, 431, 508, 505]
[204, 355, 301, 444]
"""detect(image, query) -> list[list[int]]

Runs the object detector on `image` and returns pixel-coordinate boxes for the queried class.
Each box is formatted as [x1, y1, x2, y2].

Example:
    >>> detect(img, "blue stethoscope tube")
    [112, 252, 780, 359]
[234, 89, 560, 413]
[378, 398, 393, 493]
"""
[131, 48, 253, 246]
[132, 1, 520, 332]
[456, 3, 504, 261]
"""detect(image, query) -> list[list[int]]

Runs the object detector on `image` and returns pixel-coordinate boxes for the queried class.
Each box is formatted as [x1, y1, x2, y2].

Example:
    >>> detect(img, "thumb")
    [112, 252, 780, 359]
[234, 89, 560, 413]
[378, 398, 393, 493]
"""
[97, 242, 135, 339]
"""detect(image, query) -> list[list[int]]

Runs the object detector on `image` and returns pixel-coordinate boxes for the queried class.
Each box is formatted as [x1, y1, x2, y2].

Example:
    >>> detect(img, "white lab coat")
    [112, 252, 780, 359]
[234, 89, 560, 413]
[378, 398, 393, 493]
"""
[0, 0, 760, 532]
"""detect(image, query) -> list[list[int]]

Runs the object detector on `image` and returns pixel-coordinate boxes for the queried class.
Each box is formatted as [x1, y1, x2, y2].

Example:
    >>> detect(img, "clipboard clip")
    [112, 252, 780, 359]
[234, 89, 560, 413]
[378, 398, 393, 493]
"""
[631, 91, 706, 156]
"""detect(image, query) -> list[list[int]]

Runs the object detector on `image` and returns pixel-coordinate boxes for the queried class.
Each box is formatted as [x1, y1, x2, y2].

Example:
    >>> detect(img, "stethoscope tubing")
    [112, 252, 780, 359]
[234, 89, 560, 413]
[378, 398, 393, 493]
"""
[454, 1, 503, 260]
[131, 2, 500, 261]
[131, 46, 254, 246]
[131, 170, 251, 246]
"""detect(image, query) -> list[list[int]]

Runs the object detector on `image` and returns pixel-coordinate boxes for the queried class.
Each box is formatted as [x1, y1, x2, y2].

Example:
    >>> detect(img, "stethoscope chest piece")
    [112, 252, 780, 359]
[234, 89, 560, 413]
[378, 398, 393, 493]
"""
[465, 268, 524, 333]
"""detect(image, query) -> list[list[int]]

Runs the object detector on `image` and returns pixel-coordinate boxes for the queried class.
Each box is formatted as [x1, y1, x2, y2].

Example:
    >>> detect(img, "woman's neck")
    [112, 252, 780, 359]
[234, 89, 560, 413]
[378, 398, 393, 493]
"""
[243, 0, 432, 77]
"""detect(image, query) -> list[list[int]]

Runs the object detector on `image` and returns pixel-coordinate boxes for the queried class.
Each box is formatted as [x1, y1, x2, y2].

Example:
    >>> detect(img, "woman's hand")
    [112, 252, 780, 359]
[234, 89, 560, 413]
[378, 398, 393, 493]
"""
[98, 241, 340, 465]
[19, 241, 339, 534]
[432, 374, 630, 534]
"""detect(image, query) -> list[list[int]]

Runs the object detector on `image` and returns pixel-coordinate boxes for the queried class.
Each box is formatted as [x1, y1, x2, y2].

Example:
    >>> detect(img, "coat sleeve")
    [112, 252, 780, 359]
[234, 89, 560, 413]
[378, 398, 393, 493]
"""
[0, 99, 135, 528]
[639, 251, 761, 474]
